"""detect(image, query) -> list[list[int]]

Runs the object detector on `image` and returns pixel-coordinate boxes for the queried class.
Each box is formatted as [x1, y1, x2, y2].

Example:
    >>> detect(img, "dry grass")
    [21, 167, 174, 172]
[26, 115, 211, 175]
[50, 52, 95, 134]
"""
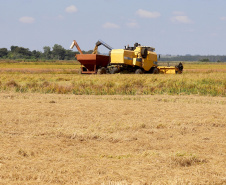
[0, 61, 225, 96]
[0, 93, 226, 184]
[0, 72, 225, 96]
[0, 61, 80, 74]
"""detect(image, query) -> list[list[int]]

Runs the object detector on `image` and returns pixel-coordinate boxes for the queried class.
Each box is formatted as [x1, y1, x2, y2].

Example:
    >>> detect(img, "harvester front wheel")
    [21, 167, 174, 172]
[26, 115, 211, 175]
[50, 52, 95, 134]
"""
[152, 67, 159, 74]
[97, 67, 107, 74]
[135, 68, 143, 74]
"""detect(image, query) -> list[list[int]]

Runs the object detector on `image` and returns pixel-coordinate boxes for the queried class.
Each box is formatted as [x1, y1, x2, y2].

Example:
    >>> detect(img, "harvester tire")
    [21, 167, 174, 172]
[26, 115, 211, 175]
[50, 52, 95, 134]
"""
[135, 68, 143, 74]
[97, 67, 107, 74]
[110, 67, 118, 74]
[152, 67, 159, 74]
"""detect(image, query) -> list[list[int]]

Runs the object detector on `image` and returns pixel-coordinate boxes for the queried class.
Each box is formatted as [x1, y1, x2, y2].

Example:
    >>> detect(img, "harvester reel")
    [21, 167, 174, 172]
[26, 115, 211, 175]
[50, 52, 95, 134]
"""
[176, 62, 183, 72]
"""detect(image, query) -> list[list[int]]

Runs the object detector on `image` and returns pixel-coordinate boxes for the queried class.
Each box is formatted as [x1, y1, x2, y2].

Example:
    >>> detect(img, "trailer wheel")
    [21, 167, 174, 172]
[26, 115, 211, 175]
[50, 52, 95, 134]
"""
[97, 67, 107, 74]
[152, 67, 159, 74]
[78, 67, 87, 74]
[110, 67, 119, 74]
[135, 68, 143, 74]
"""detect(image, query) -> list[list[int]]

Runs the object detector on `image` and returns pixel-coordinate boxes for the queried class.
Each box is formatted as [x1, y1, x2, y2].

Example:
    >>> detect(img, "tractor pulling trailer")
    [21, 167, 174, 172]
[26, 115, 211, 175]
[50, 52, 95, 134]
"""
[70, 40, 183, 74]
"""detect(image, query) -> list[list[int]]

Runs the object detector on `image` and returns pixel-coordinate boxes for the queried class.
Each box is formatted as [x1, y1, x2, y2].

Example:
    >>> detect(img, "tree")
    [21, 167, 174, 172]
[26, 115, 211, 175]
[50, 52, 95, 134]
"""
[32, 50, 42, 59]
[0, 48, 8, 58]
[52, 44, 66, 60]
[10, 46, 19, 52]
[43, 46, 51, 60]
[65, 49, 76, 60]
[199, 58, 210, 62]
[10, 46, 32, 59]
[17, 47, 32, 57]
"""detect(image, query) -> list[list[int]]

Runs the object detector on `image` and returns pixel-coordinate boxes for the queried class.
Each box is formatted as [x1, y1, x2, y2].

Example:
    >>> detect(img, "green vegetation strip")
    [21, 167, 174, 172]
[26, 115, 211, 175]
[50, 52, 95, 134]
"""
[0, 73, 225, 96]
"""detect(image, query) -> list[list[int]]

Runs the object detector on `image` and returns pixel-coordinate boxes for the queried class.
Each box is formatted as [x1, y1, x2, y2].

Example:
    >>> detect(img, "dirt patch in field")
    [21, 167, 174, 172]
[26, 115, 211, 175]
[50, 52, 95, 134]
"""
[0, 93, 225, 184]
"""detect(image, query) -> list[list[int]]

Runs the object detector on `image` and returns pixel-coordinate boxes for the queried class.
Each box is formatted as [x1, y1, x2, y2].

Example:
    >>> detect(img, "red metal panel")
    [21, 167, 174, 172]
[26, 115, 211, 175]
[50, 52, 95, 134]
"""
[77, 54, 110, 73]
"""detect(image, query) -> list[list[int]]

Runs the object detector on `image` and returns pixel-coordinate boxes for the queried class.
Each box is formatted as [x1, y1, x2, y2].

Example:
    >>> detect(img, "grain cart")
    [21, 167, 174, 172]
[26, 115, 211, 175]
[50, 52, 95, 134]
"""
[70, 40, 112, 74]
[109, 42, 183, 74]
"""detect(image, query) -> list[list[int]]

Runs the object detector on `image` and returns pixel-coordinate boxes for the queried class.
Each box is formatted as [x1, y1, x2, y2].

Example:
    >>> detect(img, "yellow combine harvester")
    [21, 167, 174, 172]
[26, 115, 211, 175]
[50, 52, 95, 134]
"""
[109, 42, 183, 74]
[71, 40, 183, 74]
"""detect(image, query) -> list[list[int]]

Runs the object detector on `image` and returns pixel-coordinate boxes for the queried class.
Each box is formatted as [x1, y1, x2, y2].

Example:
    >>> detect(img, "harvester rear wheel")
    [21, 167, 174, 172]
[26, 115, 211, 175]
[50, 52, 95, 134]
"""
[97, 67, 107, 74]
[110, 67, 119, 74]
[135, 68, 143, 74]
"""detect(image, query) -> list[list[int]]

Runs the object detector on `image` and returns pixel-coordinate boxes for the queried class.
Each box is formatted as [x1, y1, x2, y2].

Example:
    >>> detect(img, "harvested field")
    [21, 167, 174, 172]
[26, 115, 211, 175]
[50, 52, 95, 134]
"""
[0, 93, 226, 184]
[0, 61, 226, 184]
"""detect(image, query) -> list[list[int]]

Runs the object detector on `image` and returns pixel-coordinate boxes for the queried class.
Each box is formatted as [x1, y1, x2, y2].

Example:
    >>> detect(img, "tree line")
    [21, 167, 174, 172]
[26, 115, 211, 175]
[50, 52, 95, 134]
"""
[0, 45, 226, 62]
[159, 55, 226, 62]
[0, 44, 93, 60]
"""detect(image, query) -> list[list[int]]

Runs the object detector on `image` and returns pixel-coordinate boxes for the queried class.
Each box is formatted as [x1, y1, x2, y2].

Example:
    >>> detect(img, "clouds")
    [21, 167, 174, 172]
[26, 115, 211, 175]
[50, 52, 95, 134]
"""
[171, 12, 193, 24]
[19, 16, 35, 24]
[19, 5, 78, 24]
[65, 5, 78, 13]
[136, 9, 161, 18]
[103, 9, 194, 29]
[171, 15, 193, 24]
[102, 22, 120, 29]
[126, 21, 138, 28]
[220, 17, 226, 21]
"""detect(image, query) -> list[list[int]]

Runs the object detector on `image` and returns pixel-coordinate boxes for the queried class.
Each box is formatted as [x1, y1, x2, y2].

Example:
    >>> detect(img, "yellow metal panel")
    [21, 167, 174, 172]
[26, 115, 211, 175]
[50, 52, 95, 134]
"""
[147, 51, 157, 62]
[124, 50, 134, 65]
[142, 52, 158, 71]
[111, 49, 135, 65]
[110, 49, 124, 64]
[133, 58, 142, 67]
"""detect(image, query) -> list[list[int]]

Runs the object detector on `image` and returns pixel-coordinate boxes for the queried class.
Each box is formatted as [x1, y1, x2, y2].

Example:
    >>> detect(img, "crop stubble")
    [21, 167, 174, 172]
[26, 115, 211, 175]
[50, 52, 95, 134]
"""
[0, 93, 225, 184]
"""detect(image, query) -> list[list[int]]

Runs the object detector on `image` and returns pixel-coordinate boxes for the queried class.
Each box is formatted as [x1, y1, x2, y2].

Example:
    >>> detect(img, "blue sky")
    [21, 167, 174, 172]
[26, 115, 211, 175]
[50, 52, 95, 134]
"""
[0, 0, 226, 55]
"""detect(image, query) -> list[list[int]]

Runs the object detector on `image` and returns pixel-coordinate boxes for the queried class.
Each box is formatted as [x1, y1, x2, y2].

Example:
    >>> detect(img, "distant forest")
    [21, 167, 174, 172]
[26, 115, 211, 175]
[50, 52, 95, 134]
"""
[0, 45, 226, 62]
[159, 55, 226, 62]
[0, 44, 92, 61]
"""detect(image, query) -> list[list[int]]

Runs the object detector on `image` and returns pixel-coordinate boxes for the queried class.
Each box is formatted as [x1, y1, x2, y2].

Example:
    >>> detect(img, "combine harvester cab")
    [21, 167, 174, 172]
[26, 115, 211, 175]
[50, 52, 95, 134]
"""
[70, 40, 112, 74]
